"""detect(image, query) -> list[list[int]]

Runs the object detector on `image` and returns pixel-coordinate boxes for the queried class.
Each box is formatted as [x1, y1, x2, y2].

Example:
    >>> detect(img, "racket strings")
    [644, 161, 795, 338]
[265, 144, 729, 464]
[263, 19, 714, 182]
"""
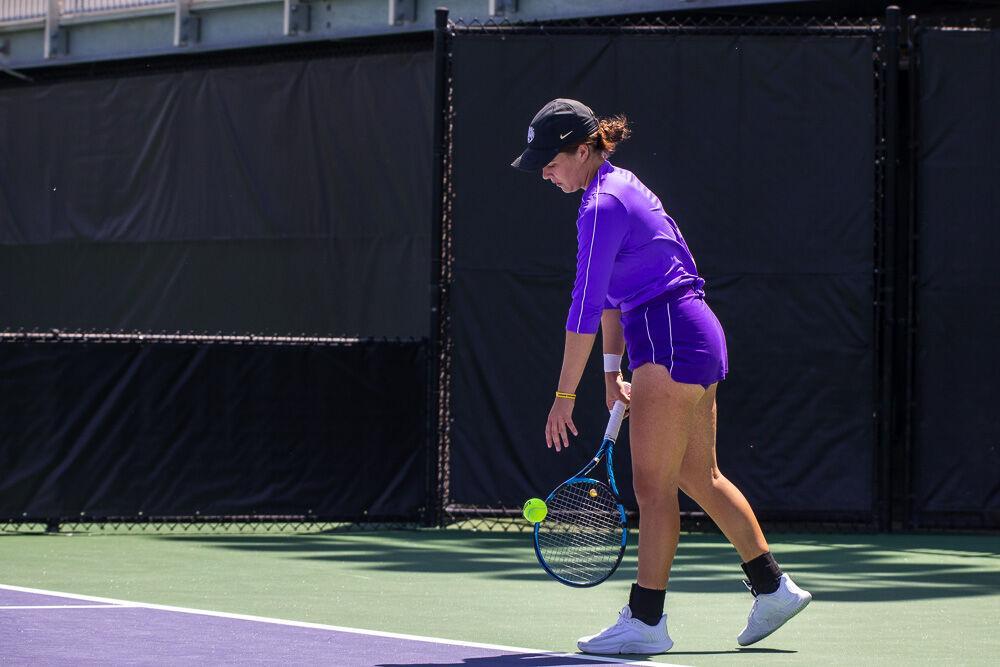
[536, 480, 625, 585]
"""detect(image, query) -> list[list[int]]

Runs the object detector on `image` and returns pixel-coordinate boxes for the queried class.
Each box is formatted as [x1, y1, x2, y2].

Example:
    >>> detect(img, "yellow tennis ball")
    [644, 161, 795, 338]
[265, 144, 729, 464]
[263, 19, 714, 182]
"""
[589, 488, 598, 498]
[522, 498, 548, 523]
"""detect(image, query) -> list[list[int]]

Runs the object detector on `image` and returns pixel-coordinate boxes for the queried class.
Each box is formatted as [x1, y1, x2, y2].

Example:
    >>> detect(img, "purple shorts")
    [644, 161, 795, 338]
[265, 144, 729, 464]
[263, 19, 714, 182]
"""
[622, 284, 729, 388]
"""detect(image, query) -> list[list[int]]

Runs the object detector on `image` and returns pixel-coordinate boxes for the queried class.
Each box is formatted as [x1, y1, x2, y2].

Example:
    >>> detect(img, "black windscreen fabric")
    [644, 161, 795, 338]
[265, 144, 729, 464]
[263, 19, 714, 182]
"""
[0, 341, 427, 519]
[449, 34, 876, 517]
[913, 29, 1000, 527]
[0, 49, 432, 337]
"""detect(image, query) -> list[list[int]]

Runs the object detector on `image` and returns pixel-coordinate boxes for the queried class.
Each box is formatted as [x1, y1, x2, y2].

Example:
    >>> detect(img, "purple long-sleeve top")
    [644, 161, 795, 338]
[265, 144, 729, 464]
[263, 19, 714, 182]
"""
[566, 161, 704, 334]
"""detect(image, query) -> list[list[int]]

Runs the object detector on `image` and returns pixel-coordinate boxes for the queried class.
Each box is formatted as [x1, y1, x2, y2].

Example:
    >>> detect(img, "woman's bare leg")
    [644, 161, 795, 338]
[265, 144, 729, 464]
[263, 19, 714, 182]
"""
[677, 384, 768, 562]
[628, 363, 705, 589]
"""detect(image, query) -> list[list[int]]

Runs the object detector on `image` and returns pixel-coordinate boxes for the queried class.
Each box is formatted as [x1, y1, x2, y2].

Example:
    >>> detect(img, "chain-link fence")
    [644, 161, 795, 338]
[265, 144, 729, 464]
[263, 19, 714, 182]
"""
[439, 13, 888, 534]
[4, 10, 995, 535]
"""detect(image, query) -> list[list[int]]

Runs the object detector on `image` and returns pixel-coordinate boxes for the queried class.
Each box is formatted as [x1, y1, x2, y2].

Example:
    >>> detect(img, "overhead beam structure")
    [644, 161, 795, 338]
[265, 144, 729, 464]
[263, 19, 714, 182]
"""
[0, 0, 808, 71]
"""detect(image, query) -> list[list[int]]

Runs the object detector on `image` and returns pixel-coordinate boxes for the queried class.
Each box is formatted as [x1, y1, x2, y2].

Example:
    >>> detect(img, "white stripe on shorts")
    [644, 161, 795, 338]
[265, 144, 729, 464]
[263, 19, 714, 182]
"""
[666, 302, 675, 370]
[644, 306, 656, 365]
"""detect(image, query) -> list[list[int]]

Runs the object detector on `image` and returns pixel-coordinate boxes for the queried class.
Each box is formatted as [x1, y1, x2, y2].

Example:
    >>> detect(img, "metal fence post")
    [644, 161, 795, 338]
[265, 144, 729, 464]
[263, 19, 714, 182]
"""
[426, 6, 451, 527]
[897, 13, 921, 530]
[877, 5, 901, 531]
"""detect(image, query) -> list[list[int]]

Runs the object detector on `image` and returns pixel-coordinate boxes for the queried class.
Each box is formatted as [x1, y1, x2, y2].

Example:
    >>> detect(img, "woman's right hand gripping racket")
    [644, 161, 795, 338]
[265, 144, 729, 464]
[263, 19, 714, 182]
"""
[533, 400, 628, 587]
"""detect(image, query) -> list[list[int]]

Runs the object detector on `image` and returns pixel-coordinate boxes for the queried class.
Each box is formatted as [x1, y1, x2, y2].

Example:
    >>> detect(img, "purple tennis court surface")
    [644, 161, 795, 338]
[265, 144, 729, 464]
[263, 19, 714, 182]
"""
[0, 585, 667, 666]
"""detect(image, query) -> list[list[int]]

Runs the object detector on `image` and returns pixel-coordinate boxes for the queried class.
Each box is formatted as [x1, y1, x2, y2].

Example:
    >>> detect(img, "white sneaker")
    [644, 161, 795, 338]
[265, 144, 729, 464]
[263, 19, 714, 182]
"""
[737, 573, 812, 646]
[577, 605, 674, 655]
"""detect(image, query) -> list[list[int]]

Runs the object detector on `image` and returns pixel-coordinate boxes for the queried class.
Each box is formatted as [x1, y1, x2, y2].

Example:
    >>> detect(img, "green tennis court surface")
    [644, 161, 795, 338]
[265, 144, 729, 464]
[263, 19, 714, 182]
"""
[2, 528, 997, 665]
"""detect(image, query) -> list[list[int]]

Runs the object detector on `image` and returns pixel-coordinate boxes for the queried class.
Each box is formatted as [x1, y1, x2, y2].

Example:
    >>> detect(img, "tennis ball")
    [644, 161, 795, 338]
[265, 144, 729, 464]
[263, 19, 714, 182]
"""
[522, 498, 548, 523]
[589, 488, 598, 498]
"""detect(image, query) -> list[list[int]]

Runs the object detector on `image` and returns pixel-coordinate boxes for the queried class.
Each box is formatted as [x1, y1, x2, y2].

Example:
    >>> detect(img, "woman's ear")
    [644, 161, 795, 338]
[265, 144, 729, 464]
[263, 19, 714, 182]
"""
[577, 144, 590, 161]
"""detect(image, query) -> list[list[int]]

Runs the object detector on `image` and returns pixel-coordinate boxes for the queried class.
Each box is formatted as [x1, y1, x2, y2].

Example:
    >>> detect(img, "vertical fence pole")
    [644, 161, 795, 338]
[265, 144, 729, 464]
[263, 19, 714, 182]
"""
[878, 5, 901, 531]
[426, 6, 450, 527]
[898, 13, 920, 530]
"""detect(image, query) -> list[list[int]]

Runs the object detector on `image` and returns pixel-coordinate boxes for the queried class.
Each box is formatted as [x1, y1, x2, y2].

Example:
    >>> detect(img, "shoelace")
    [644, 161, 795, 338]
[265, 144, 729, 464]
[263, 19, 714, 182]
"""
[748, 598, 762, 621]
[742, 580, 762, 626]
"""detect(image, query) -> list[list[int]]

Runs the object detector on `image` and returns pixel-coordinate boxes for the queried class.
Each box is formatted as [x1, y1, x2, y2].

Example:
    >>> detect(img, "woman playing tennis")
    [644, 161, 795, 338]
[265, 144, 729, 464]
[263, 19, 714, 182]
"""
[512, 98, 811, 655]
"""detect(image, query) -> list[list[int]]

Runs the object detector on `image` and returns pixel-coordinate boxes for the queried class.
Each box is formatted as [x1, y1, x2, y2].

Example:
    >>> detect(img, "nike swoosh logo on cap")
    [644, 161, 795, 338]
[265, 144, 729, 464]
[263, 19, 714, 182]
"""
[560, 131, 573, 140]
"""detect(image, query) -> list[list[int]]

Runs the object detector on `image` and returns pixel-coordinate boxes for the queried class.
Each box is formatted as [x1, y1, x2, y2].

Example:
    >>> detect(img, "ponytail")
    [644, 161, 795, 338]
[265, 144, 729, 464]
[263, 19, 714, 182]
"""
[596, 115, 632, 155]
[560, 114, 632, 158]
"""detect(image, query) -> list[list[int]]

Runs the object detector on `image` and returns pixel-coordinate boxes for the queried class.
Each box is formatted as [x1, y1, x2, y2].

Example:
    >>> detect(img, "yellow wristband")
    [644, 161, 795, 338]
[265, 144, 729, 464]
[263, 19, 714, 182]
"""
[555, 391, 576, 400]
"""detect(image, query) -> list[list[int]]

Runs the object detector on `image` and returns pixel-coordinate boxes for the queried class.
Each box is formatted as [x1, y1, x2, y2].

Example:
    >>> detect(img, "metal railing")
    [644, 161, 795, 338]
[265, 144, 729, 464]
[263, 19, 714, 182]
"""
[0, 0, 417, 36]
[1, 0, 46, 22]
[0, 0, 241, 25]
[0, 0, 315, 59]
[62, 0, 171, 15]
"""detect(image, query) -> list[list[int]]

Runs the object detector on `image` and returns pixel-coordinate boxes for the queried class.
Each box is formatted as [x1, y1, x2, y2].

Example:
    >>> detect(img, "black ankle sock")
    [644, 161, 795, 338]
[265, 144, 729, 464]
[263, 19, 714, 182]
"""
[628, 583, 666, 626]
[741, 552, 783, 595]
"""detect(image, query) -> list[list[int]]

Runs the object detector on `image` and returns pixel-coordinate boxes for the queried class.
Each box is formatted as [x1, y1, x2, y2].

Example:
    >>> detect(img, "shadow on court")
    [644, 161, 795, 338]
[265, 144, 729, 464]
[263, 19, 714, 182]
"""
[668, 648, 797, 655]
[152, 530, 1000, 603]
[374, 646, 797, 666]
[376, 654, 647, 666]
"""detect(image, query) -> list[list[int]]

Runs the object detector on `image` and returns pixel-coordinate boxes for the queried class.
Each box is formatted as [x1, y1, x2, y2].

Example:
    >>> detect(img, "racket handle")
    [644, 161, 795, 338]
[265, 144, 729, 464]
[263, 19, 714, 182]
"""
[605, 400, 627, 441]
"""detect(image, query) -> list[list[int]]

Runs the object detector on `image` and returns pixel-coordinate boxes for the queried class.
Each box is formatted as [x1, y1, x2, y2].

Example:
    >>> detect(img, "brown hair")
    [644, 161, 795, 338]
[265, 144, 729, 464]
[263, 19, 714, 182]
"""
[562, 115, 632, 158]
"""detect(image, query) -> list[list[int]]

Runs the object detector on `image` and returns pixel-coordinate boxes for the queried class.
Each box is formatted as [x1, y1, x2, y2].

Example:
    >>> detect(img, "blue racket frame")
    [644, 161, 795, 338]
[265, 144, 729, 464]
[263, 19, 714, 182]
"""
[532, 411, 629, 588]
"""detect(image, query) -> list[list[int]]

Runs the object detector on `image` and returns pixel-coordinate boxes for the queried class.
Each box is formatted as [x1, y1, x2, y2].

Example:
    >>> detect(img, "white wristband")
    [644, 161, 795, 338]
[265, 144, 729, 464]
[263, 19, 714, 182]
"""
[603, 354, 623, 373]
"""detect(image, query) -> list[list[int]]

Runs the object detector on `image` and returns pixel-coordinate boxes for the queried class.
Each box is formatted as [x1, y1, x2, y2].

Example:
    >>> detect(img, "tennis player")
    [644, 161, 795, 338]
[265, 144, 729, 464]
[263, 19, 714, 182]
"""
[512, 98, 811, 654]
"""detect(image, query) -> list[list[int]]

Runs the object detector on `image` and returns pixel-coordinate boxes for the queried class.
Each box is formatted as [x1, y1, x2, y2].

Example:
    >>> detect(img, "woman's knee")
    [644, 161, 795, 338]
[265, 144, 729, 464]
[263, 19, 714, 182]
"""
[677, 473, 703, 502]
[633, 473, 680, 510]
[678, 467, 723, 503]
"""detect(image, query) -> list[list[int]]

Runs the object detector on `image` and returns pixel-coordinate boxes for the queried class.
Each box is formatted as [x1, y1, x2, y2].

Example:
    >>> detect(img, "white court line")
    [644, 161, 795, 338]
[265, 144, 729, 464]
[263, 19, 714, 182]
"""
[0, 604, 132, 610]
[0, 584, 688, 666]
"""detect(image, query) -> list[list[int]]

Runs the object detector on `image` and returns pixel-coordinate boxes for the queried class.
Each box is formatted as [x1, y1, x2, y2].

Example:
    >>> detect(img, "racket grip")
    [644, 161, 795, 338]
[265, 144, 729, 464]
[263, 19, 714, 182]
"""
[605, 400, 627, 441]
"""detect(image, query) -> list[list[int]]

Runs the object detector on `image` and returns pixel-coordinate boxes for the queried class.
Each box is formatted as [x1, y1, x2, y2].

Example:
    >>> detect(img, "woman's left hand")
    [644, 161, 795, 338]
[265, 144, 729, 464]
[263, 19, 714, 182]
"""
[606, 376, 631, 414]
[545, 397, 578, 452]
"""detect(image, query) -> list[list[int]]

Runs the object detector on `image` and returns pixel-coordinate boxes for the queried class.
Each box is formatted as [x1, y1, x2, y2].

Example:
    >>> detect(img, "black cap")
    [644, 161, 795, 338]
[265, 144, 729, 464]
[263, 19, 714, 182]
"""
[511, 98, 599, 171]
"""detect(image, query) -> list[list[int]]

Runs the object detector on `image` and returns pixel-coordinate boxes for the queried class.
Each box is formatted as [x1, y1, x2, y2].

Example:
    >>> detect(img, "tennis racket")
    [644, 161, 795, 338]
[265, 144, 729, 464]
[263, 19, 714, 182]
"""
[533, 400, 628, 587]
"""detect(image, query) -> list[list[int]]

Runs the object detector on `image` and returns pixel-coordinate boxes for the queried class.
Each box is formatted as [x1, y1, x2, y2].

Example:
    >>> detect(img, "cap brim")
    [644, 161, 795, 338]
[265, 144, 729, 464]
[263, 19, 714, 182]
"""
[511, 146, 558, 171]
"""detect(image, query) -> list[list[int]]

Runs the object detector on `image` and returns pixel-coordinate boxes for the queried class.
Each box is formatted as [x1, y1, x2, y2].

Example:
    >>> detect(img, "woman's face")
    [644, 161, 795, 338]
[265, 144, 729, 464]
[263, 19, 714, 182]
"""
[541, 145, 591, 193]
